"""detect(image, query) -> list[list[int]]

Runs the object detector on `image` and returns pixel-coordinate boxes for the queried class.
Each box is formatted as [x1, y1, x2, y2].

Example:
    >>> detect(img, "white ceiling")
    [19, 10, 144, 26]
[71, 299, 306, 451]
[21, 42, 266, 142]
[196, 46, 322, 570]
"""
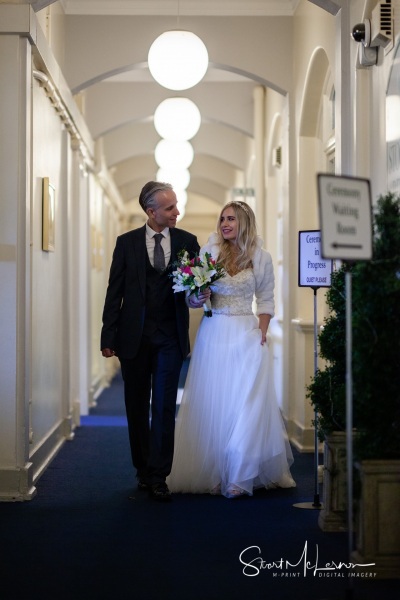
[60, 1, 301, 17]
[33, 0, 303, 224]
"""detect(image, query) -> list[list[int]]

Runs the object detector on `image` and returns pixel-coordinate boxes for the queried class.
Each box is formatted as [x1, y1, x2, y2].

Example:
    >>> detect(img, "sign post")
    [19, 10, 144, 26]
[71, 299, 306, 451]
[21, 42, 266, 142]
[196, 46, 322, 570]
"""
[317, 174, 372, 598]
[293, 231, 332, 511]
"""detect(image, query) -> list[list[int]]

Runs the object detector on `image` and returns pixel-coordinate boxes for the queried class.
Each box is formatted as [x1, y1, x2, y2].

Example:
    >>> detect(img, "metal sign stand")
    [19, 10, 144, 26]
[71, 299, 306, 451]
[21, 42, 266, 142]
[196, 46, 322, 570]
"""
[294, 230, 332, 510]
[293, 286, 322, 510]
[317, 173, 373, 600]
[345, 267, 354, 600]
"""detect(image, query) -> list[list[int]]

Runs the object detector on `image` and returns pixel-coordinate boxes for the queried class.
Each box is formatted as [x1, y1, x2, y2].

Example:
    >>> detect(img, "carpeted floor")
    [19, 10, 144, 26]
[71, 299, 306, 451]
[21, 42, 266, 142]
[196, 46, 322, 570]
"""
[0, 371, 398, 600]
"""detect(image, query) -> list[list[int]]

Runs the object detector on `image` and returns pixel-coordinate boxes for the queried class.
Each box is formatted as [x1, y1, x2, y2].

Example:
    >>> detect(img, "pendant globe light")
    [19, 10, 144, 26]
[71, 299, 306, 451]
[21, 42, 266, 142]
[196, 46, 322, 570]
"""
[175, 189, 188, 207]
[148, 30, 208, 91]
[154, 98, 201, 141]
[156, 167, 190, 191]
[176, 189, 188, 222]
[155, 139, 194, 170]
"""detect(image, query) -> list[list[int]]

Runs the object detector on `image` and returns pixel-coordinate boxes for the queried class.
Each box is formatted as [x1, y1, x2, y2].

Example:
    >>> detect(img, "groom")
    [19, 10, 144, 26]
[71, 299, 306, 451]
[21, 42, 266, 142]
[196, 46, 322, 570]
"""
[101, 181, 208, 501]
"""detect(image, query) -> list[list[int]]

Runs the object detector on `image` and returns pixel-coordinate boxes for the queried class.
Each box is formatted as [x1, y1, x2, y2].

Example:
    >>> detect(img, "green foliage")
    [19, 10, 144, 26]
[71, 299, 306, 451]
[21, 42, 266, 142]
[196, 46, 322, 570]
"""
[306, 266, 348, 439]
[307, 192, 400, 460]
[351, 193, 400, 459]
[306, 366, 346, 440]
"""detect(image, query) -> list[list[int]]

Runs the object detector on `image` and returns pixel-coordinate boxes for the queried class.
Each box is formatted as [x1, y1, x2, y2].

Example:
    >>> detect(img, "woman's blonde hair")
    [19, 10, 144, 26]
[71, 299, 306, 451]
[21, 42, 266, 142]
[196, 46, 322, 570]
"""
[217, 201, 258, 274]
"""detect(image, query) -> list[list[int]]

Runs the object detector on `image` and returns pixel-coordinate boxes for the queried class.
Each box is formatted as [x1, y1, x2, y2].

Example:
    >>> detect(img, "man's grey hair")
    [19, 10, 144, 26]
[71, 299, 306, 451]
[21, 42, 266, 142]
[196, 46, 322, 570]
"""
[139, 181, 173, 213]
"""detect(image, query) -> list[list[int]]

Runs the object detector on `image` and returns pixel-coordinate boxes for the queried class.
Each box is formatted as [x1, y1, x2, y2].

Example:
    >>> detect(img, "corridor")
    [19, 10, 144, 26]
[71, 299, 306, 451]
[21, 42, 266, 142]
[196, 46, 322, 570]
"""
[1, 372, 398, 600]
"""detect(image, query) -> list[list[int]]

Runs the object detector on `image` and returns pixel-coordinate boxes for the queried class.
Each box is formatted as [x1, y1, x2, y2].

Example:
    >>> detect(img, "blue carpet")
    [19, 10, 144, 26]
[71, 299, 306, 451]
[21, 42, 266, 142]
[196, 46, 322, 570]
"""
[81, 415, 128, 426]
[0, 371, 398, 600]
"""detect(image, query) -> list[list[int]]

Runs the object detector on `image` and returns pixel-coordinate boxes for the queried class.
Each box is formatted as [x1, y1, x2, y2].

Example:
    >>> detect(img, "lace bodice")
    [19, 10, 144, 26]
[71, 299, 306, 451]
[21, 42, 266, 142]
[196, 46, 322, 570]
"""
[210, 269, 255, 316]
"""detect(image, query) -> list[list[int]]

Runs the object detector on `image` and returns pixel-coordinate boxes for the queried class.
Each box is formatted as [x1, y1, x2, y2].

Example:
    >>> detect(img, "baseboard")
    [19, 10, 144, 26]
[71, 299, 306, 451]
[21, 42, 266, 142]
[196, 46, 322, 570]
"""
[288, 418, 320, 453]
[0, 462, 37, 502]
[30, 419, 69, 484]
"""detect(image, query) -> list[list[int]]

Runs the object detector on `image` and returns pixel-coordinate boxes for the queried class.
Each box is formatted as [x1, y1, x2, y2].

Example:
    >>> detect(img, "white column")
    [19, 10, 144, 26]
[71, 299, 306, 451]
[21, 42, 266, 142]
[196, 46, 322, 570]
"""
[335, 0, 354, 175]
[253, 86, 266, 241]
[0, 32, 35, 500]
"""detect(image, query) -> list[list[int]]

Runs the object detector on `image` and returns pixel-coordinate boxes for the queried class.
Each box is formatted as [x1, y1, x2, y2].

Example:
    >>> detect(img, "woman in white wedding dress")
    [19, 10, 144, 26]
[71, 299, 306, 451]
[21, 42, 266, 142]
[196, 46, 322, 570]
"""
[167, 201, 295, 498]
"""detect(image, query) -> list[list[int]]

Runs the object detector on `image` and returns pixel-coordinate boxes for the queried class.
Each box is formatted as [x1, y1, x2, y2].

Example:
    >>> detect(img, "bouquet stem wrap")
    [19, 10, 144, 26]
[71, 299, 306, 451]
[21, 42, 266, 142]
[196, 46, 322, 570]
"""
[203, 298, 212, 317]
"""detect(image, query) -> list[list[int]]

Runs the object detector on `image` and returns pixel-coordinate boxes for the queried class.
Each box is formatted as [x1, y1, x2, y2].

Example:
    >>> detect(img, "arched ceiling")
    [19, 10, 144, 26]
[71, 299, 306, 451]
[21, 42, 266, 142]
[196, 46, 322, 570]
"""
[33, 0, 301, 224]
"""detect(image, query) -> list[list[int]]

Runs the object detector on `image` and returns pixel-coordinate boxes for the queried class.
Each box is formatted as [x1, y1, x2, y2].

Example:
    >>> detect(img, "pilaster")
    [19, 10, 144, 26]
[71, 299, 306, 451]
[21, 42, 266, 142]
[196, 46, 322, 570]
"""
[0, 19, 35, 500]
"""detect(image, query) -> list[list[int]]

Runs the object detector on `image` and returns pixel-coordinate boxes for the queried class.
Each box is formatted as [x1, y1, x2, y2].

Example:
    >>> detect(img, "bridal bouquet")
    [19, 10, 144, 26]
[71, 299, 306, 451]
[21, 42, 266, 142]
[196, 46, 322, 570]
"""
[171, 250, 225, 317]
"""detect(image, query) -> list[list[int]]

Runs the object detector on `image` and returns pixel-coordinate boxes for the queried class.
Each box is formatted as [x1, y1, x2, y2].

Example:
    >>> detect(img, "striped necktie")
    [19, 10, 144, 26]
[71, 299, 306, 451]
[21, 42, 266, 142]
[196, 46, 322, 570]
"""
[153, 233, 165, 273]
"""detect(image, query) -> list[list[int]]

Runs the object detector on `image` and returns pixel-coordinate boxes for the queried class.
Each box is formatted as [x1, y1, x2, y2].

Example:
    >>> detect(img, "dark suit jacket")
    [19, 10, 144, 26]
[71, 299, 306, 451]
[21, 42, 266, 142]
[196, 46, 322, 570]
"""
[101, 225, 200, 359]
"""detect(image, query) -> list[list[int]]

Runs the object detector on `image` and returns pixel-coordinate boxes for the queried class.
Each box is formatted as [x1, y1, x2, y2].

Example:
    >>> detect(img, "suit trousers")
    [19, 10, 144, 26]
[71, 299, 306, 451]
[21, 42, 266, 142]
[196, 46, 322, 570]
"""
[119, 330, 183, 485]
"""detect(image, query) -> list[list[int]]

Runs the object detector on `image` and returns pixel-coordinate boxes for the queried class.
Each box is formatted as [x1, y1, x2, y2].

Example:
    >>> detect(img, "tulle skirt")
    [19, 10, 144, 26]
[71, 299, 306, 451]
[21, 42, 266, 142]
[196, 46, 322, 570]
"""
[167, 313, 296, 498]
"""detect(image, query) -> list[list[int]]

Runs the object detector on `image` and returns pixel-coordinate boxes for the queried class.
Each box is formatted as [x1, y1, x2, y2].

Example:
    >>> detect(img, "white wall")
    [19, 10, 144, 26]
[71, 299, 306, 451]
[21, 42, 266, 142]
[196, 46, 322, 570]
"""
[0, 4, 126, 500]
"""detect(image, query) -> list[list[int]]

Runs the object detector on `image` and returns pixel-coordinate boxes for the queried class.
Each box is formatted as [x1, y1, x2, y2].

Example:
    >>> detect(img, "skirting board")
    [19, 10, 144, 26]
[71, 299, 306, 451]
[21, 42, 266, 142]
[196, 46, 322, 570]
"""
[288, 418, 320, 453]
[0, 416, 73, 502]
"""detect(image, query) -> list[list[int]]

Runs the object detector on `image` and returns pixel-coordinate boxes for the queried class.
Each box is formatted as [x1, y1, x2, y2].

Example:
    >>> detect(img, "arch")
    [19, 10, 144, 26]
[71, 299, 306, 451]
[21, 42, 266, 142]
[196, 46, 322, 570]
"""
[299, 47, 330, 138]
[72, 61, 287, 96]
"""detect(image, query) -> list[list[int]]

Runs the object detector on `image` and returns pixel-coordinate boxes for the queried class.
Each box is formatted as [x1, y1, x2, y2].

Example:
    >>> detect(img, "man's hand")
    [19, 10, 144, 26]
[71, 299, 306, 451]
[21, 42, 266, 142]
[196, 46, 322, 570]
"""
[102, 348, 116, 358]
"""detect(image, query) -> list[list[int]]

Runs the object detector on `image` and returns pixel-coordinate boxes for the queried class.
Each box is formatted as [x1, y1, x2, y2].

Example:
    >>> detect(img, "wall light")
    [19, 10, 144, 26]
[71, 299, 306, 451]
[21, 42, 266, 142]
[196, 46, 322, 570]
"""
[148, 30, 208, 91]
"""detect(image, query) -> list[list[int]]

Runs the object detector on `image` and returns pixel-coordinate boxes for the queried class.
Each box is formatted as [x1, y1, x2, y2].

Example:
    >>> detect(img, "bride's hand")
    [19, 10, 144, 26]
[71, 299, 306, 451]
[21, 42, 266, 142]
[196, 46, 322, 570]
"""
[197, 288, 211, 303]
[258, 314, 271, 346]
[188, 288, 211, 308]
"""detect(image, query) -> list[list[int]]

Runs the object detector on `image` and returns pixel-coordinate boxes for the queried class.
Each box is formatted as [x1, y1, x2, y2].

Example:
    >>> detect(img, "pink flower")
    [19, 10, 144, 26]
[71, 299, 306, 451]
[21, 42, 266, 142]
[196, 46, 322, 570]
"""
[182, 266, 193, 274]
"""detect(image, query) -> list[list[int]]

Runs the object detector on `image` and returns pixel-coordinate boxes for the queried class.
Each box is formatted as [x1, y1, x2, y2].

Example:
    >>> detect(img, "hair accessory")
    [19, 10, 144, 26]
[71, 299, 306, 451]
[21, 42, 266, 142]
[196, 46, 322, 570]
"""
[233, 201, 251, 216]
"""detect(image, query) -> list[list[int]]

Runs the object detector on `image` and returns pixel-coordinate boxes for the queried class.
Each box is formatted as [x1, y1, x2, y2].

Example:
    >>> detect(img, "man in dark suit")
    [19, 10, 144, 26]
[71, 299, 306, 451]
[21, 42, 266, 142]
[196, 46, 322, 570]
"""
[101, 181, 209, 501]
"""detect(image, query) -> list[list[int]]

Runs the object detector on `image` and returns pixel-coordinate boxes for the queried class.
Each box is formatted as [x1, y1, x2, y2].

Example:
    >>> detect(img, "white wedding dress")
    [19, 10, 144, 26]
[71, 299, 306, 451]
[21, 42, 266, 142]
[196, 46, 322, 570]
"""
[167, 268, 296, 498]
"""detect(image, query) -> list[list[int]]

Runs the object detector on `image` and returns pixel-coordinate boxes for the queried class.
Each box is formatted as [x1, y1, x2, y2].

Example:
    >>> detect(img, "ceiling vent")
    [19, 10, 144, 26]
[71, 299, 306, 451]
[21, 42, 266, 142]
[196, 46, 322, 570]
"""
[369, 0, 393, 48]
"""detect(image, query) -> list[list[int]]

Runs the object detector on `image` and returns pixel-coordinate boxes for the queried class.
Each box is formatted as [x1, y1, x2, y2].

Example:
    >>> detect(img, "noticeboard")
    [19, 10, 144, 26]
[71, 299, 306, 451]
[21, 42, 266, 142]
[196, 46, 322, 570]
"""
[298, 230, 333, 288]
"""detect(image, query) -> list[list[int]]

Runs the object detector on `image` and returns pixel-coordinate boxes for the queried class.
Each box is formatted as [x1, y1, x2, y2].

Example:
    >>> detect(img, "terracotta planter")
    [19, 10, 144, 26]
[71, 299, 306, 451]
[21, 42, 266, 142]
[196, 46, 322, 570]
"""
[351, 460, 400, 579]
[318, 432, 348, 532]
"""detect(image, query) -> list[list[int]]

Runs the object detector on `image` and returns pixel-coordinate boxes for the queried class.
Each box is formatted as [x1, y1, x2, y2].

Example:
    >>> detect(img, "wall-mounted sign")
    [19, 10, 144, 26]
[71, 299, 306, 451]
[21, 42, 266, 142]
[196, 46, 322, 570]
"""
[231, 187, 255, 197]
[317, 174, 372, 261]
[298, 230, 332, 288]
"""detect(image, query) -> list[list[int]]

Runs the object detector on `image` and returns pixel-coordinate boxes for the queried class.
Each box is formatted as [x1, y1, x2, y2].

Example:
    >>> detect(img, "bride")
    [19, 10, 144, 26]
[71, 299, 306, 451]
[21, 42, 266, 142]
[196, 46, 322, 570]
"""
[167, 201, 295, 498]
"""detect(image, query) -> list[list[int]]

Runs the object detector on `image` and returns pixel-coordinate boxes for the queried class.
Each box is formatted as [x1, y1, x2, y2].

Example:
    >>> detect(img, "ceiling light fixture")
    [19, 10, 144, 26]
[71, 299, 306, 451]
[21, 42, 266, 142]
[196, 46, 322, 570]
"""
[175, 189, 188, 207]
[154, 98, 201, 141]
[156, 167, 190, 191]
[155, 139, 194, 170]
[148, 30, 208, 91]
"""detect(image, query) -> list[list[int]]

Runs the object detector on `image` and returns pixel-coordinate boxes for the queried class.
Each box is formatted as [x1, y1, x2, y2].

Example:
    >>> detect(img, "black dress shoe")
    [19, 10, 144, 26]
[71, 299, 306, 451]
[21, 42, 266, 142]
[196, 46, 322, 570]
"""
[137, 479, 149, 491]
[149, 483, 172, 502]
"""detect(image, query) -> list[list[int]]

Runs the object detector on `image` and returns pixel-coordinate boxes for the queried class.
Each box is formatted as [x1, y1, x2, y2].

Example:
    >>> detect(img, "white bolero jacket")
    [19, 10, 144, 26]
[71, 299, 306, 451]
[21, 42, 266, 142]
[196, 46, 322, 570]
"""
[201, 232, 275, 317]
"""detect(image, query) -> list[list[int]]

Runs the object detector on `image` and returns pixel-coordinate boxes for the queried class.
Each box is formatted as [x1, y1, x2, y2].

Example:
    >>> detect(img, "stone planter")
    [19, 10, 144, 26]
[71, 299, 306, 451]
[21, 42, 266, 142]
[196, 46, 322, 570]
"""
[351, 460, 400, 579]
[318, 431, 348, 532]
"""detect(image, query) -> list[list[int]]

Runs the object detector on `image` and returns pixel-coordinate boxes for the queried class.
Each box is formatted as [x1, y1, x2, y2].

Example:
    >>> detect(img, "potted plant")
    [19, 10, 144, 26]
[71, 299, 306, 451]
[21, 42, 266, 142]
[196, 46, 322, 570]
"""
[307, 193, 400, 561]
[306, 264, 349, 532]
[349, 192, 400, 578]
